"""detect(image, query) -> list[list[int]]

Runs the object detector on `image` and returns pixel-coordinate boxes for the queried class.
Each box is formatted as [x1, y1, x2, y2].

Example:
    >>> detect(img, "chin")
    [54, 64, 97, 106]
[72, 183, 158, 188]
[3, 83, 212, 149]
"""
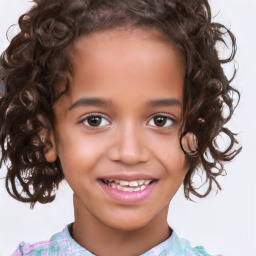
[99, 210, 159, 232]
[107, 220, 151, 232]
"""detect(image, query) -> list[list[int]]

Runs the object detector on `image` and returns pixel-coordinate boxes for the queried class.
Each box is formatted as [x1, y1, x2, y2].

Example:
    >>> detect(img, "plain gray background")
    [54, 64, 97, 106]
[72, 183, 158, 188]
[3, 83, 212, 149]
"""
[0, 0, 255, 255]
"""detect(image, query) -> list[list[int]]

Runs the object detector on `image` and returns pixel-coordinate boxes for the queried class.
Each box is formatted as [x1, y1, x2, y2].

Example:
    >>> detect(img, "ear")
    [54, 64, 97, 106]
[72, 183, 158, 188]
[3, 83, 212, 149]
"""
[44, 130, 58, 163]
[181, 132, 198, 154]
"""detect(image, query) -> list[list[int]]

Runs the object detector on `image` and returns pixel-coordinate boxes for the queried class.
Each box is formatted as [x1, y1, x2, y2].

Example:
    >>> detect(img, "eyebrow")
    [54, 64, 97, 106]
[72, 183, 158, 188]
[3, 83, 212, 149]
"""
[146, 98, 182, 107]
[68, 97, 182, 111]
[68, 97, 113, 111]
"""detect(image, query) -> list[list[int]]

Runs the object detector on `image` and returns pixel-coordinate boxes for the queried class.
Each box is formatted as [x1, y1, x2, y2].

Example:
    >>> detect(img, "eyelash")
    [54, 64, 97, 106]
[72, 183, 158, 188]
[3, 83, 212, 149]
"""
[80, 113, 176, 130]
[80, 114, 111, 130]
[147, 114, 176, 129]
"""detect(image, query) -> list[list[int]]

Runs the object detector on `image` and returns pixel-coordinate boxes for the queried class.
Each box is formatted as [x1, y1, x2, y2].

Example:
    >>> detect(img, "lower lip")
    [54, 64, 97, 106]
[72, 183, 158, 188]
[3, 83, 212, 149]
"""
[98, 181, 157, 204]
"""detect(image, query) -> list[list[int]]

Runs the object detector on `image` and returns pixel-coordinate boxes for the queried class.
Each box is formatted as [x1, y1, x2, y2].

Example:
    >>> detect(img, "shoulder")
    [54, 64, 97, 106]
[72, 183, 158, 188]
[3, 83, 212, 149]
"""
[170, 231, 213, 255]
[10, 224, 92, 256]
[10, 240, 53, 256]
[143, 230, 217, 256]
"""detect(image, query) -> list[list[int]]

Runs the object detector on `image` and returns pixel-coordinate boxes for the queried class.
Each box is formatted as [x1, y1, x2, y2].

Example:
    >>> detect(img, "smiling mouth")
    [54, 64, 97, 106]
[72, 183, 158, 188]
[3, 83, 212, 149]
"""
[101, 179, 154, 192]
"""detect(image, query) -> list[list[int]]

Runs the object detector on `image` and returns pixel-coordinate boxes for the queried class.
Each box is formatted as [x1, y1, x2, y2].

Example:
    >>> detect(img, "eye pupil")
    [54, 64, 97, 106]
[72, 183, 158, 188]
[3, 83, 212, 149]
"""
[154, 116, 167, 126]
[88, 116, 102, 126]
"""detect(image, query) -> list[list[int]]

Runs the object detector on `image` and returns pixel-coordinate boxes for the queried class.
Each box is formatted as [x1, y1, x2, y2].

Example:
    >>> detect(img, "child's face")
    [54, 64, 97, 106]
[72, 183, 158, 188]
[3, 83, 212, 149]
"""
[49, 29, 188, 231]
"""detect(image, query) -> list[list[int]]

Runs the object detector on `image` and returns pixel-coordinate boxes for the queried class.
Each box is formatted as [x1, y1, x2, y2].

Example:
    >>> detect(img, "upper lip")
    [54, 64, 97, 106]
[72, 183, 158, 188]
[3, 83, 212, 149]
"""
[98, 173, 158, 181]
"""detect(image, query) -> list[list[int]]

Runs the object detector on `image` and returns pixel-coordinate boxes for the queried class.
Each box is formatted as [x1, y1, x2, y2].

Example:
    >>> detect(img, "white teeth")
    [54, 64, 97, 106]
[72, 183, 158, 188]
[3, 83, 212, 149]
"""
[105, 179, 153, 192]
[113, 184, 148, 192]
[138, 180, 145, 185]
[120, 180, 129, 186]
[144, 180, 151, 185]
[104, 179, 152, 187]
[123, 187, 134, 192]
[111, 183, 117, 189]
[129, 181, 138, 187]
[140, 185, 146, 191]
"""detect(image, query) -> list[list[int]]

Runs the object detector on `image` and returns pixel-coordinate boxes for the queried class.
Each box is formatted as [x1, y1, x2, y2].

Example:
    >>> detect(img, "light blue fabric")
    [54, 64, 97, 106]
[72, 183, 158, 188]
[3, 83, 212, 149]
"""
[11, 224, 214, 256]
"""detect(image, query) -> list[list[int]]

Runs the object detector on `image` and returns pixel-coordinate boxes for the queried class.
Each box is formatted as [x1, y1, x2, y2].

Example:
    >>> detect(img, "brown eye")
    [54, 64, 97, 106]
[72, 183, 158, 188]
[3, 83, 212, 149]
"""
[83, 116, 110, 128]
[88, 116, 102, 126]
[153, 116, 167, 127]
[148, 115, 174, 128]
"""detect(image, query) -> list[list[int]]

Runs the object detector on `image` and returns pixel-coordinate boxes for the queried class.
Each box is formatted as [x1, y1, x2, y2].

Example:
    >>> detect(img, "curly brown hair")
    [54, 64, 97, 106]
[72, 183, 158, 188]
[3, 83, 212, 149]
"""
[0, 0, 241, 207]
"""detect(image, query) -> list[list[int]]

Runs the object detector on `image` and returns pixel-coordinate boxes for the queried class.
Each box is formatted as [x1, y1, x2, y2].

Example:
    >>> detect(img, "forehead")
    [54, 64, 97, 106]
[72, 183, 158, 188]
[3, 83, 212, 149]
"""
[59, 28, 185, 108]
[73, 29, 184, 89]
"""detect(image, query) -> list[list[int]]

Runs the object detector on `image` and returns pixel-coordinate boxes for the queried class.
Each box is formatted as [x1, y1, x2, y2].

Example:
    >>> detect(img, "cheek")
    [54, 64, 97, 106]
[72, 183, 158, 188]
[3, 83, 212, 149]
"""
[153, 134, 188, 177]
[56, 130, 109, 175]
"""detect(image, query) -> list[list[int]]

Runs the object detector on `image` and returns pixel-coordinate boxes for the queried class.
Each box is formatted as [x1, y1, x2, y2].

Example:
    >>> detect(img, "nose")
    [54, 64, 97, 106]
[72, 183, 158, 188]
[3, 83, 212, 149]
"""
[107, 123, 150, 165]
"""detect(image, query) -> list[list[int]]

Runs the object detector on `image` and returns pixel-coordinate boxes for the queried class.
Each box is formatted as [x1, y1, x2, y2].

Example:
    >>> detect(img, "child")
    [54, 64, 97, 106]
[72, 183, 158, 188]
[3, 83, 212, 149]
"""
[0, 0, 241, 255]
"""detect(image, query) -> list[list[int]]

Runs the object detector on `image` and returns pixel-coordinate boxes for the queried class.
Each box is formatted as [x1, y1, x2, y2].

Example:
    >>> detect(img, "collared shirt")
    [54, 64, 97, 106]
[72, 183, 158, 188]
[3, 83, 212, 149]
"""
[11, 224, 214, 256]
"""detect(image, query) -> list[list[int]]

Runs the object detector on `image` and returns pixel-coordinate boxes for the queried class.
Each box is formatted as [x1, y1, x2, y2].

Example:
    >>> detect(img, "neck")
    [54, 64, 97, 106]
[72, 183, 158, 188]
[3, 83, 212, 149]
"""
[72, 194, 171, 256]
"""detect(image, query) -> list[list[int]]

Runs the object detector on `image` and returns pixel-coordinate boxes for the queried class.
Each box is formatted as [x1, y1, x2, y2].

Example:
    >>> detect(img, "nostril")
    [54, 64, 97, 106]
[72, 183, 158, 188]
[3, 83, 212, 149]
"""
[108, 144, 150, 164]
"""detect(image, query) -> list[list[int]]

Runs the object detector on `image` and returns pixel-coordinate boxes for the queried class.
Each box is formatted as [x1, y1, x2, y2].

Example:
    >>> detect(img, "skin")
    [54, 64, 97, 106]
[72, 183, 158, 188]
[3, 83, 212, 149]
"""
[45, 28, 189, 256]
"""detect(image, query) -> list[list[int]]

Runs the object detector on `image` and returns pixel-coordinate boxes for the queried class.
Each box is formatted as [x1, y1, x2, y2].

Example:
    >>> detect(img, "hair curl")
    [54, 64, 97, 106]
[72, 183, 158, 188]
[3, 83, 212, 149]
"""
[0, 0, 241, 206]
